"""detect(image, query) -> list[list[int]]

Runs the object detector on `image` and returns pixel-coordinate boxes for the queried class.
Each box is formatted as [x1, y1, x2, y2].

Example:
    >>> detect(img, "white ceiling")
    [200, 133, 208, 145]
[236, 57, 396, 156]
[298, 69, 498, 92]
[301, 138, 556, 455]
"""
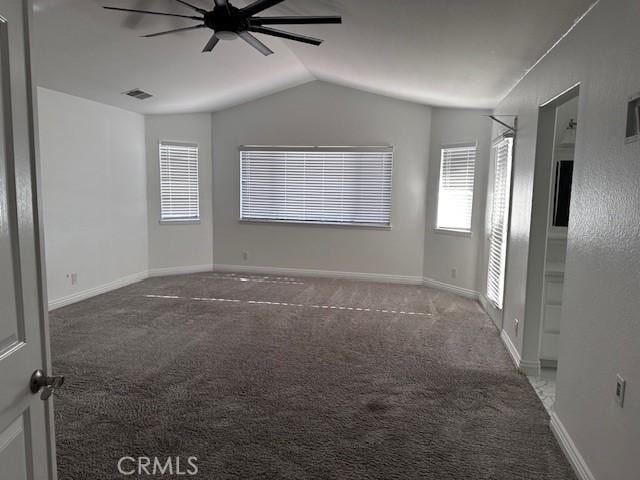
[32, 0, 595, 114]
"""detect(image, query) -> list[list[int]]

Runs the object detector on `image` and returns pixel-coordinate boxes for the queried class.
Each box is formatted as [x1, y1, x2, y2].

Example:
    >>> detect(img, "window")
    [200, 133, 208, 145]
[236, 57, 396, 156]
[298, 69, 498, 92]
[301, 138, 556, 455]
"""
[240, 147, 393, 227]
[486, 136, 514, 309]
[436, 143, 477, 232]
[159, 142, 200, 222]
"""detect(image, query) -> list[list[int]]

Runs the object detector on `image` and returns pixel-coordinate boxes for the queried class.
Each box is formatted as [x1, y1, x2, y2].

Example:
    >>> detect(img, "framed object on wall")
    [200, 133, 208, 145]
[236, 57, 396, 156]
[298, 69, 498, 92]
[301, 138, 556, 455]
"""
[625, 92, 640, 144]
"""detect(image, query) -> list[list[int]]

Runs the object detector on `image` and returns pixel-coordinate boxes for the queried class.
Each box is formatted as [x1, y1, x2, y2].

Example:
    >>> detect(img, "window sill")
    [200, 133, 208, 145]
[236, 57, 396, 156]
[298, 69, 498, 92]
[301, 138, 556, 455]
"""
[434, 228, 472, 237]
[159, 219, 201, 225]
[239, 218, 392, 230]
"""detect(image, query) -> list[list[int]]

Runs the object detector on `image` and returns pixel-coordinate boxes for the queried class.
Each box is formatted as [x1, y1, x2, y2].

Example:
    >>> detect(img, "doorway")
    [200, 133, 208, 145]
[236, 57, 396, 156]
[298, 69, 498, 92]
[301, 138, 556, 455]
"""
[523, 85, 580, 411]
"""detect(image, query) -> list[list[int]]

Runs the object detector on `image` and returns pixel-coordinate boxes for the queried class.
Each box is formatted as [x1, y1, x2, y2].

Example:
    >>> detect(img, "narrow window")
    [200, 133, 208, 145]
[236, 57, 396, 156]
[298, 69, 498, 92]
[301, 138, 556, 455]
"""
[240, 147, 393, 227]
[486, 137, 514, 309]
[159, 142, 200, 222]
[436, 143, 477, 232]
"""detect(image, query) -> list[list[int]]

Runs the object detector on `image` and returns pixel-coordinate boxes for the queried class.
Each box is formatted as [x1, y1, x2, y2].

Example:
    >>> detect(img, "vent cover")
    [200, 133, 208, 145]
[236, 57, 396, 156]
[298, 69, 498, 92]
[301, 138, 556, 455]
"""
[123, 88, 153, 100]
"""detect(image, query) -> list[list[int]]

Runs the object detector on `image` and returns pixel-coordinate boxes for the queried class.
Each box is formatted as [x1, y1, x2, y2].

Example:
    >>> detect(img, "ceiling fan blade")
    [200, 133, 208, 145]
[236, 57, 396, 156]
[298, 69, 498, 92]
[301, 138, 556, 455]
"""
[238, 31, 274, 56]
[241, 0, 285, 17]
[213, 0, 228, 6]
[250, 16, 342, 25]
[174, 0, 207, 14]
[249, 26, 323, 46]
[142, 24, 206, 38]
[202, 34, 220, 52]
[103, 6, 202, 21]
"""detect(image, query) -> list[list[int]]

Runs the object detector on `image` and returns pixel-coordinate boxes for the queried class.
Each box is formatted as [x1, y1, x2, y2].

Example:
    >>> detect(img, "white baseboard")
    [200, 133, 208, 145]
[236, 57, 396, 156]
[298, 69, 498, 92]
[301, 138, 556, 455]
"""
[478, 294, 502, 331]
[422, 277, 480, 299]
[48, 263, 214, 310]
[499, 330, 541, 375]
[478, 293, 491, 312]
[47, 264, 479, 310]
[213, 264, 424, 285]
[47, 271, 148, 311]
[500, 329, 522, 368]
[148, 264, 214, 277]
[550, 412, 596, 480]
[519, 359, 541, 376]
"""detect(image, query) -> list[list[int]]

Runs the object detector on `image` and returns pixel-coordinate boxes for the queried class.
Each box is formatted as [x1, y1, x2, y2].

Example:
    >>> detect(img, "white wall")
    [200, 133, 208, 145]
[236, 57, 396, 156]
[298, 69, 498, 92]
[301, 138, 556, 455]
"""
[490, 1, 640, 478]
[145, 114, 213, 273]
[211, 81, 431, 280]
[423, 108, 491, 294]
[37, 88, 148, 307]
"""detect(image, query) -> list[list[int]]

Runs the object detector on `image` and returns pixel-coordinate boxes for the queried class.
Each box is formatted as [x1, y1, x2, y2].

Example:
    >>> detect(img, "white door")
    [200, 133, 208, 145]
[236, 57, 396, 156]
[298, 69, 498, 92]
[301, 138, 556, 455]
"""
[0, 1, 58, 479]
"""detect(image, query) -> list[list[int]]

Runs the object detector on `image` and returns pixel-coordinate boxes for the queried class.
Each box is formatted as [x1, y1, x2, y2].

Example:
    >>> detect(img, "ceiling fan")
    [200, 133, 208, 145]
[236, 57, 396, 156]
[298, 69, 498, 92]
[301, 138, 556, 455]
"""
[103, 0, 342, 56]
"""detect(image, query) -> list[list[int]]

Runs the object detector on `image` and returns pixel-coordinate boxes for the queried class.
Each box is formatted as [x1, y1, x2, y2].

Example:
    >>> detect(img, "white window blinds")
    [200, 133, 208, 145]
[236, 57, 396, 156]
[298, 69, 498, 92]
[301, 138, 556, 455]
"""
[240, 147, 393, 227]
[159, 142, 200, 221]
[486, 136, 514, 309]
[436, 143, 477, 232]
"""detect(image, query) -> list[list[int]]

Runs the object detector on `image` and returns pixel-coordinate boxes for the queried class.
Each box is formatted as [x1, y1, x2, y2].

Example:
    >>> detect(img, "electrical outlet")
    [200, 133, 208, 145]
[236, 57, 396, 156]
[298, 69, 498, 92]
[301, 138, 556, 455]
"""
[514, 318, 519, 336]
[451, 268, 457, 279]
[615, 374, 626, 407]
[67, 273, 78, 285]
[242, 251, 249, 261]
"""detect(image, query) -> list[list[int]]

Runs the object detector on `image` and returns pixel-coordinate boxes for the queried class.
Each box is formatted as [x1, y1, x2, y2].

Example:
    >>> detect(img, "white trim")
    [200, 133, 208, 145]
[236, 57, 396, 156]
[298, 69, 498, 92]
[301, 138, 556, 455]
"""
[550, 412, 596, 480]
[479, 294, 492, 314]
[433, 228, 473, 238]
[47, 271, 148, 311]
[239, 145, 393, 152]
[422, 277, 480, 299]
[479, 293, 503, 331]
[499, 330, 540, 374]
[213, 264, 423, 285]
[519, 359, 541, 376]
[46, 265, 483, 310]
[148, 264, 214, 277]
[500, 329, 522, 368]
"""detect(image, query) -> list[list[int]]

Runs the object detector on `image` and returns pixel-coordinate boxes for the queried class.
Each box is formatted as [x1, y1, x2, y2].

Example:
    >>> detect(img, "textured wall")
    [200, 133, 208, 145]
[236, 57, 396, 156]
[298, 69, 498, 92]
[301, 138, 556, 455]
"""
[489, 1, 640, 478]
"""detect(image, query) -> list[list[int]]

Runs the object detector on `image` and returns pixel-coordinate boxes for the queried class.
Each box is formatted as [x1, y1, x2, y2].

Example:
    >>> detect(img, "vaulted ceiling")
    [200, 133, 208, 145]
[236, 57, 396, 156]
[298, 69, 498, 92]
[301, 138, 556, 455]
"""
[32, 0, 595, 114]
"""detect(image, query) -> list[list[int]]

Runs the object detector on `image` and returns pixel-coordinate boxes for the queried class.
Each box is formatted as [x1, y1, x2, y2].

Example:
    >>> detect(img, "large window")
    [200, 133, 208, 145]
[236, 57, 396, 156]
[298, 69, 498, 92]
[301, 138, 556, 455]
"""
[486, 136, 514, 309]
[240, 147, 393, 227]
[436, 143, 477, 232]
[159, 142, 200, 222]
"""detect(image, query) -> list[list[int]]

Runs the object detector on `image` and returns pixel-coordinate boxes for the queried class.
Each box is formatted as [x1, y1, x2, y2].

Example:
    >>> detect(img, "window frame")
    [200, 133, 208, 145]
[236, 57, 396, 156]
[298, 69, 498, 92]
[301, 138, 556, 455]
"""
[238, 146, 394, 229]
[434, 141, 478, 235]
[158, 140, 201, 224]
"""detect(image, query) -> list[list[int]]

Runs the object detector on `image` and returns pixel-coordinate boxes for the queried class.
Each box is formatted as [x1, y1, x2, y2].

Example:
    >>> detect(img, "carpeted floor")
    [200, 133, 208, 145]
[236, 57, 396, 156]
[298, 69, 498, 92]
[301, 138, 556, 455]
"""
[50, 272, 576, 479]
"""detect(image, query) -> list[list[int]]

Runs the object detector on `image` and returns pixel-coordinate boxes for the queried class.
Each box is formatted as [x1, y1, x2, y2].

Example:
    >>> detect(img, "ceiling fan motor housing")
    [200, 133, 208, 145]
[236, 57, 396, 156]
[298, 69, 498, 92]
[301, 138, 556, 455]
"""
[206, 6, 248, 34]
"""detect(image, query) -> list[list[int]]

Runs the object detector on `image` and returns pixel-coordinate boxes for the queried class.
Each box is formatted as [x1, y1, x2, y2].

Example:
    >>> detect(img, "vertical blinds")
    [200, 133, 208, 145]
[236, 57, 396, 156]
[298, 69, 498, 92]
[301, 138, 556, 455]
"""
[487, 137, 514, 309]
[436, 143, 477, 232]
[159, 142, 200, 221]
[240, 148, 393, 227]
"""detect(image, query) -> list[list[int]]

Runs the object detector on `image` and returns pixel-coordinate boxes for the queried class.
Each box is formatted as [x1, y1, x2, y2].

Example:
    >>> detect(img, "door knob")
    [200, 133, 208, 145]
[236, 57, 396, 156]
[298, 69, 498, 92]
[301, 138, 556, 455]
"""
[30, 369, 65, 400]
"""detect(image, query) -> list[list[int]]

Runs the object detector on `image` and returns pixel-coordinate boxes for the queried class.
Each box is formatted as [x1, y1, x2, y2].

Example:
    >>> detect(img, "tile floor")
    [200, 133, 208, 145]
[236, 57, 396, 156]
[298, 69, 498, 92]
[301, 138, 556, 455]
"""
[528, 368, 557, 413]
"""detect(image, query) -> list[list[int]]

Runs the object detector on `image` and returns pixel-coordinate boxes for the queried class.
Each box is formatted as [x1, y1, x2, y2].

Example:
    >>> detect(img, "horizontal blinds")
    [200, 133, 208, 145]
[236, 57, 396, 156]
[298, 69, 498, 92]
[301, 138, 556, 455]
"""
[159, 142, 200, 221]
[240, 148, 393, 227]
[436, 143, 477, 232]
[486, 137, 514, 309]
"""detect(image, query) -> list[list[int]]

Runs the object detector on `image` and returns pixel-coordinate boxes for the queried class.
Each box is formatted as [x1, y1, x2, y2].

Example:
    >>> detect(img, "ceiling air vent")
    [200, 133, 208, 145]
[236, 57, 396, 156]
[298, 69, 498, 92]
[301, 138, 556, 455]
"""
[123, 88, 153, 100]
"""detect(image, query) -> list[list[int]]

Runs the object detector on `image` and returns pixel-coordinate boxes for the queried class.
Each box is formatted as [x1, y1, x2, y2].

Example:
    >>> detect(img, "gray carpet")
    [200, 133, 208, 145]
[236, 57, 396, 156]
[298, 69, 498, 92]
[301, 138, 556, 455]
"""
[50, 272, 575, 479]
